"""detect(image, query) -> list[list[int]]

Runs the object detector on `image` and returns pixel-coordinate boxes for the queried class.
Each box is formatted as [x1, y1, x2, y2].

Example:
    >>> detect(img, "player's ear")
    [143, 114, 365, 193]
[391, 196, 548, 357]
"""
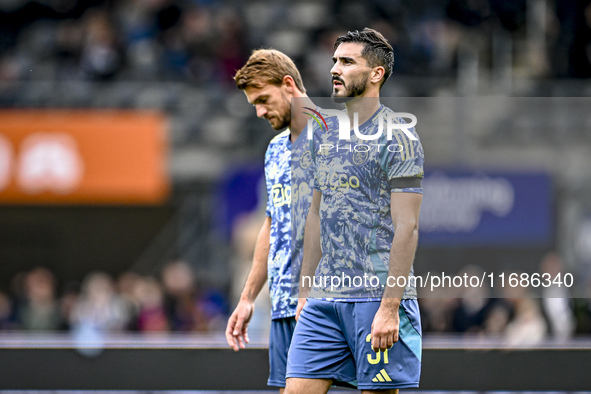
[282, 75, 296, 93]
[371, 66, 385, 85]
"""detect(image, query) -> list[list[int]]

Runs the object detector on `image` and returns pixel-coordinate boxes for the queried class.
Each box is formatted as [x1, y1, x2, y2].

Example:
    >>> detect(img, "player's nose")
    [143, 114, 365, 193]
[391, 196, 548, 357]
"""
[255, 105, 267, 118]
[330, 62, 341, 76]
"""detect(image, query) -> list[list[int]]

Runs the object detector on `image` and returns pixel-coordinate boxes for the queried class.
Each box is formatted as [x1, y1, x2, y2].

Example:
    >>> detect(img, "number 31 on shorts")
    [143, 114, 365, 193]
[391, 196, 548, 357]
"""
[365, 334, 389, 364]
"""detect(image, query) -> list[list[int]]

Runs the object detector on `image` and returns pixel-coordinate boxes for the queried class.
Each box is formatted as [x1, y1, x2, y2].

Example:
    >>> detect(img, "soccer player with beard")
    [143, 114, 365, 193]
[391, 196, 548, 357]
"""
[226, 49, 318, 392]
[285, 29, 424, 393]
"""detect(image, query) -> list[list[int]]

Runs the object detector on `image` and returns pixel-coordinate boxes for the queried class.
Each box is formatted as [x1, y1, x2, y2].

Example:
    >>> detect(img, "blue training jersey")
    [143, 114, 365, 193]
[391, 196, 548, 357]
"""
[265, 129, 297, 319]
[309, 105, 424, 300]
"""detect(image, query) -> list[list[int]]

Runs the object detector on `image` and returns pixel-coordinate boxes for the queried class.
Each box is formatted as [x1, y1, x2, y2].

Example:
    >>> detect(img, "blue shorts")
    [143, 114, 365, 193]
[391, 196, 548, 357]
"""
[286, 299, 421, 390]
[268, 316, 297, 387]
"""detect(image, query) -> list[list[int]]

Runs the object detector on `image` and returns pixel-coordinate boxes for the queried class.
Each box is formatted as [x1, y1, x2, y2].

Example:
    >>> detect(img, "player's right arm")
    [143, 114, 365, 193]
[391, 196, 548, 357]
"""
[296, 189, 322, 320]
[225, 215, 271, 351]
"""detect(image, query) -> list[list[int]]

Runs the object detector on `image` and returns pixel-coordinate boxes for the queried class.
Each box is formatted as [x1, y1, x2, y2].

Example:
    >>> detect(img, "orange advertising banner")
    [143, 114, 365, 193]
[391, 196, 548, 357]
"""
[0, 110, 169, 204]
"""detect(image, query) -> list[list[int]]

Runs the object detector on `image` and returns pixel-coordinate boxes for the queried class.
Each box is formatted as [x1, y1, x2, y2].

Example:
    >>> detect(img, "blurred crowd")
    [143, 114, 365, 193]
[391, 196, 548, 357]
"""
[0, 261, 229, 333]
[0, 0, 248, 85]
[0, 0, 590, 91]
[2, 252, 591, 345]
[419, 253, 589, 344]
[2, 235, 591, 346]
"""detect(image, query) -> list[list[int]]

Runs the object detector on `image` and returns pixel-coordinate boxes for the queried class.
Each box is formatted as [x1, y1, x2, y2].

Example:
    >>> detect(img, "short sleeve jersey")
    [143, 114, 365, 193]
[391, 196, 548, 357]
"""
[310, 105, 424, 300]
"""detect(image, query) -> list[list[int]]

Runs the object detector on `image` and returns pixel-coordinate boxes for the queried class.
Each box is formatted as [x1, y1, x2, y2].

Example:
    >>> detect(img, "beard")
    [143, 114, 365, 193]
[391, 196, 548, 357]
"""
[269, 94, 292, 130]
[274, 112, 291, 130]
[269, 112, 291, 130]
[331, 73, 369, 103]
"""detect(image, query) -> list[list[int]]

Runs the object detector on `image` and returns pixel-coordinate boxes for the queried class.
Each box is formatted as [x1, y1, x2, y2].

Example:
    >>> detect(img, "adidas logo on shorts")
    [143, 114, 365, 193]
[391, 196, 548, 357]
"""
[372, 368, 393, 382]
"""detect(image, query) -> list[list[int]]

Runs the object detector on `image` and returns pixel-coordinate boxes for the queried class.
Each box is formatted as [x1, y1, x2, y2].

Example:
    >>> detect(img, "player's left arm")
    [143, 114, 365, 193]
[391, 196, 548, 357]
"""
[370, 191, 422, 353]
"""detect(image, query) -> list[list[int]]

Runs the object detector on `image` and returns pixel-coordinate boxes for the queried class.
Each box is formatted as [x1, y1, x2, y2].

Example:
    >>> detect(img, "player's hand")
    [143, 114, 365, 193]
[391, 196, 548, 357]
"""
[295, 298, 307, 321]
[370, 302, 400, 353]
[225, 299, 254, 351]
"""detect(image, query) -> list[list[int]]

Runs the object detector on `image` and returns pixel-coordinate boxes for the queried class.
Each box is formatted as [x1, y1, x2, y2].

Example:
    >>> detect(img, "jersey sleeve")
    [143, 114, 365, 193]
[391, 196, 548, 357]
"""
[380, 121, 424, 194]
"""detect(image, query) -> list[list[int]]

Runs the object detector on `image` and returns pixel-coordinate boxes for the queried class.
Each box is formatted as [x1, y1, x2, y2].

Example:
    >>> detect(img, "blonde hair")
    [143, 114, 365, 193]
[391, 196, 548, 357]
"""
[234, 49, 306, 93]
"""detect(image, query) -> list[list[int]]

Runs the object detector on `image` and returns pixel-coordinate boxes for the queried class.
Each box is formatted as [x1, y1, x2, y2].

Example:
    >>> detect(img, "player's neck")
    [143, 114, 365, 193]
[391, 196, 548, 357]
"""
[290, 94, 314, 142]
[345, 95, 380, 126]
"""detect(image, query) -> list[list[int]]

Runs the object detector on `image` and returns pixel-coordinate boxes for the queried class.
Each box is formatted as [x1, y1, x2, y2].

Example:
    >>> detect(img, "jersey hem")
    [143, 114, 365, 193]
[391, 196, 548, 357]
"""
[271, 311, 297, 320]
[306, 297, 417, 302]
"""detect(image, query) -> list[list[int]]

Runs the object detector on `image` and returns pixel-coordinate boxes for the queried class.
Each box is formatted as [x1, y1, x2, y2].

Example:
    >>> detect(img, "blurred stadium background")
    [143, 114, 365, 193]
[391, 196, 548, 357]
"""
[0, 0, 591, 391]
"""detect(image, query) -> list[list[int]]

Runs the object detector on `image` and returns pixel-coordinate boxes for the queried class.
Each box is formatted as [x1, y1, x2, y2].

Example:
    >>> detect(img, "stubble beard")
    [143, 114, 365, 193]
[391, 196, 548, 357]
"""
[271, 95, 292, 130]
[331, 73, 369, 104]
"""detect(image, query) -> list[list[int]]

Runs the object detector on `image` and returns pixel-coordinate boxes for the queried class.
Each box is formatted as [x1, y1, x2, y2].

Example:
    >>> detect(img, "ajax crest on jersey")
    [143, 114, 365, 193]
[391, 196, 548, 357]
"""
[351, 149, 369, 166]
[299, 150, 312, 169]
